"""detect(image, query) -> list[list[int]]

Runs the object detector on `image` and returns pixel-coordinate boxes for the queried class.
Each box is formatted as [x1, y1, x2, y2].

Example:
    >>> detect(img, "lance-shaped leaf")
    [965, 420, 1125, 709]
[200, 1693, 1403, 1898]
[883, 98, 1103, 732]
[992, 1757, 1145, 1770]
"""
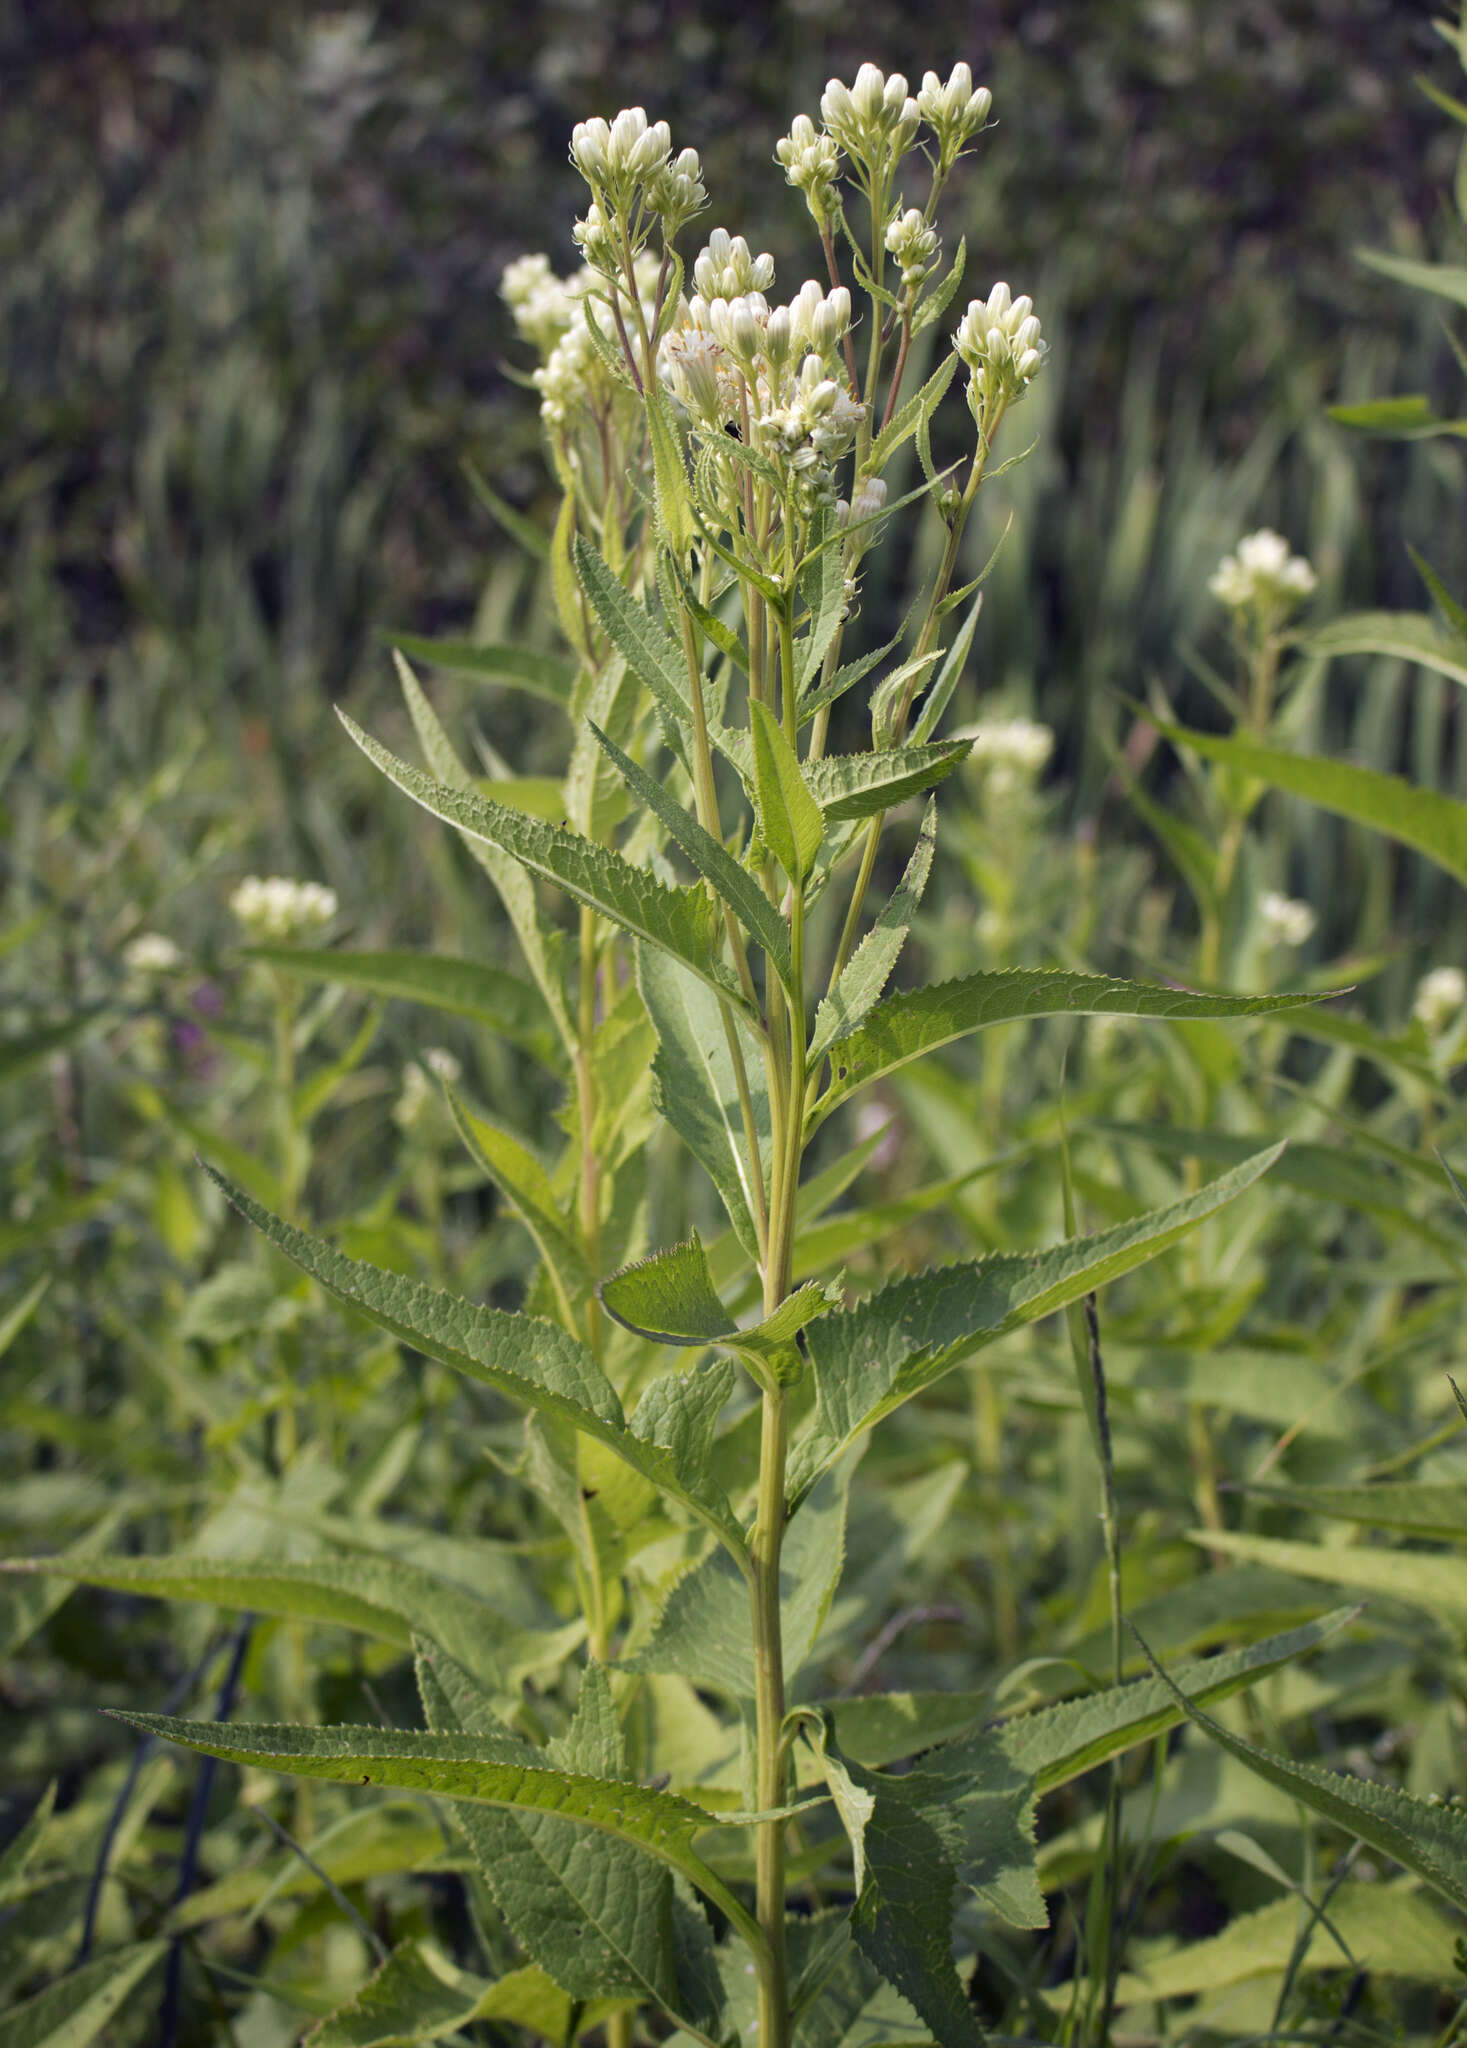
[419, 1648, 686, 2016]
[811, 802, 935, 1059]
[0, 1551, 581, 1693]
[911, 588, 985, 744]
[106, 1710, 766, 1952]
[446, 1088, 593, 1330]
[863, 351, 959, 474]
[797, 506, 849, 688]
[1155, 715, 1467, 888]
[395, 654, 574, 1056]
[750, 698, 824, 884]
[246, 946, 563, 1068]
[204, 1165, 746, 1563]
[804, 740, 970, 823]
[591, 721, 791, 979]
[1305, 608, 1467, 686]
[573, 538, 692, 732]
[790, 1146, 1284, 1499]
[341, 712, 746, 1013]
[639, 945, 770, 1260]
[1185, 1527, 1467, 1626]
[600, 1233, 837, 1380]
[1134, 1631, 1467, 1916]
[809, 969, 1323, 1128]
[1235, 1482, 1467, 1539]
[1, 1941, 167, 2048]
[389, 633, 577, 709]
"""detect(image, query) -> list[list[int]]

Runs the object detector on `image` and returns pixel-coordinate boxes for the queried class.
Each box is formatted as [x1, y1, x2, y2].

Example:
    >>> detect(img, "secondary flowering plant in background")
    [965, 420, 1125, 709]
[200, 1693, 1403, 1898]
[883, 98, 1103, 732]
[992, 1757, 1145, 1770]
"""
[73, 67, 1339, 2048]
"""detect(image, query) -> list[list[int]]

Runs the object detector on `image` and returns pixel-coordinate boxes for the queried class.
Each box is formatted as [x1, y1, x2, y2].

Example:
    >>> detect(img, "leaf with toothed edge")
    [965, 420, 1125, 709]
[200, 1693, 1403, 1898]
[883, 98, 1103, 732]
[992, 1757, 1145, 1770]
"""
[803, 740, 970, 822]
[811, 802, 936, 1059]
[599, 1233, 839, 1379]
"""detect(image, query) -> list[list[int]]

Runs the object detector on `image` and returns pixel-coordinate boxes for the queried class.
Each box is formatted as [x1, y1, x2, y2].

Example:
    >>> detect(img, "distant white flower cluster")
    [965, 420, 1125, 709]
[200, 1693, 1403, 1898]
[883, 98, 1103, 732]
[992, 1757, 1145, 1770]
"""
[1209, 530, 1317, 614]
[393, 1047, 463, 1129]
[1414, 965, 1467, 1036]
[1258, 891, 1316, 948]
[123, 932, 182, 974]
[959, 717, 1054, 797]
[953, 282, 1048, 420]
[229, 876, 337, 941]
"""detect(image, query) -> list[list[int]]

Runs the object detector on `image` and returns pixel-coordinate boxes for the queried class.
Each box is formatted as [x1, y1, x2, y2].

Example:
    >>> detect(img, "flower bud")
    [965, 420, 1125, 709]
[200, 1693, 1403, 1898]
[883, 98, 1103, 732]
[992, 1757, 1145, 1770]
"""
[917, 64, 993, 163]
[775, 112, 842, 220]
[570, 117, 612, 183]
[1208, 530, 1317, 614]
[646, 146, 707, 233]
[885, 205, 940, 291]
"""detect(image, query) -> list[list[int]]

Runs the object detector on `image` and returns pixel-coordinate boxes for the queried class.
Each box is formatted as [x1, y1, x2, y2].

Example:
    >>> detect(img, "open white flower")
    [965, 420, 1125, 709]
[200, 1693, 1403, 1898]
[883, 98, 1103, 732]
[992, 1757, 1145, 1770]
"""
[1414, 965, 1467, 1036]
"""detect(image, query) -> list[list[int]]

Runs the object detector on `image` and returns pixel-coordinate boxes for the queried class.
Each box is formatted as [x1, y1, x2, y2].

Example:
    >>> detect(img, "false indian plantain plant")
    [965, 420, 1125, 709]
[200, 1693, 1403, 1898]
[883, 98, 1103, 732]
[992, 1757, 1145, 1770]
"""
[7, 65, 1379, 2048]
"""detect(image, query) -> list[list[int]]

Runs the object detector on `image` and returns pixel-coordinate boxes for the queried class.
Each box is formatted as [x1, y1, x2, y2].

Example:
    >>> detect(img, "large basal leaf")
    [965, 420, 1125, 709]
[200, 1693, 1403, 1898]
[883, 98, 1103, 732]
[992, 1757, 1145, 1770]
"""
[1155, 716, 1467, 888]
[809, 970, 1320, 1127]
[0, 1551, 579, 1693]
[0, 1941, 166, 2048]
[205, 1166, 746, 1562]
[107, 1710, 763, 1946]
[639, 945, 771, 1260]
[307, 1944, 614, 2048]
[243, 947, 563, 1067]
[811, 802, 935, 1059]
[1305, 608, 1467, 686]
[1137, 1633, 1467, 1915]
[1189, 1527, 1467, 1626]
[419, 1647, 683, 2015]
[803, 740, 970, 823]
[341, 713, 746, 1012]
[389, 632, 577, 707]
[790, 1147, 1284, 1499]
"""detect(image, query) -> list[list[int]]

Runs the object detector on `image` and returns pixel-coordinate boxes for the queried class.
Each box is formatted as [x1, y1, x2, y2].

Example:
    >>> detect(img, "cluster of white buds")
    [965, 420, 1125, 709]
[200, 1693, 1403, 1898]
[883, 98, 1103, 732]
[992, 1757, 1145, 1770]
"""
[533, 322, 597, 428]
[760, 354, 864, 466]
[392, 1046, 463, 1131]
[500, 253, 579, 358]
[1413, 965, 1467, 1036]
[959, 716, 1054, 798]
[774, 113, 842, 225]
[837, 477, 888, 530]
[645, 147, 707, 236]
[820, 64, 920, 172]
[693, 228, 774, 303]
[1209, 530, 1317, 615]
[916, 63, 993, 168]
[230, 876, 337, 941]
[885, 207, 940, 293]
[571, 107, 672, 202]
[954, 283, 1047, 421]
[122, 932, 182, 975]
[1258, 890, 1317, 948]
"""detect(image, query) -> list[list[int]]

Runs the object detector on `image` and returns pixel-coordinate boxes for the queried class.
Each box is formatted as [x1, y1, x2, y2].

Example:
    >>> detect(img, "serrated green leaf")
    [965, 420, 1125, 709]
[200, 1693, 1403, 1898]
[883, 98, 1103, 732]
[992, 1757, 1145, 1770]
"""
[1238, 1482, 1467, 1538]
[1156, 714, 1467, 886]
[638, 946, 769, 1260]
[798, 1718, 876, 1893]
[342, 712, 746, 1011]
[446, 1089, 593, 1330]
[792, 1147, 1284, 1498]
[246, 946, 562, 1066]
[600, 1233, 837, 1379]
[108, 1708, 764, 1950]
[395, 654, 574, 1057]
[804, 740, 969, 823]
[0, 1941, 166, 2048]
[573, 538, 693, 731]
[1188, 1527, 1467, 1625]
[1305, 607, 1467, 685]
[812, 803, 935, 1059]
[863, 353, 959, 475]
[910, 236, 966, 335]
[1135, 1629, 1467, 1915]
[203, 1164, 746, 1563]
[646, 375, 694, 556]
[811, 969, 1321, 1127]
[750, 699, 824, 884]
[306, 1944, 607, 2048]
[592, 722, 791, 978]
[389, 634, 576, 708]
[625, 1458, 852, 1697]
[797, 507, 849, 689]
[0, 1551, 578, 1692]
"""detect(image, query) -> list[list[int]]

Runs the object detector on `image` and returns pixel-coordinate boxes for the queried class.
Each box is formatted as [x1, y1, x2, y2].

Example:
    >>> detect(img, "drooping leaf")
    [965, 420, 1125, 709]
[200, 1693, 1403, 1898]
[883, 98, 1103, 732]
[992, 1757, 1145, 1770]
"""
[809, 970, 1322, 1127]
[342, 712, 746, 1012]
[600, 1233, 837, 1381]
[790, 1147, 1284, 1498]
[803, 740, 970, 823]
[812, 803, 936, 1059]
[591, 721, 791, 978]
[1188, 1527, 1467, 1626]
[0, 1941, 166, 2048]
[1135, 1630, 1467, 1915]
[389, 634, 577, 709]
[750, 698, 824, 885]
[203, 1165, 746, 1560]
[1155, 715, 1467, 888]
[107, 1709, 763, 1948]
[1304, 608, 1467, 686]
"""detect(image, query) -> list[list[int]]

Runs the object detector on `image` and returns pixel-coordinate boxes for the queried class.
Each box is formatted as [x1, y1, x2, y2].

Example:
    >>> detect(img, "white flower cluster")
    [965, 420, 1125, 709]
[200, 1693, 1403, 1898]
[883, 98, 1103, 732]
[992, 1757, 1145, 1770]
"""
[1209, 530, 1317, 614]
[885, 207, 940, 293]
[774, 114, 842, 222]
[916, 63, 993, 167]
[954, 283, 1047, 421]
[778, 64, 991, 222]
[819, 64, 920, 166]
[1414, 965, 1467, 1036]
[502, 249, 660, 429]
[569, 107, 706, 248]
[500, 253, 579, 357]
[123, 932, 182, 974]
[692, 228, 774, 303]
[230, 876, 338, 941]
[393, 1046, 463, 1130]
[961, 716, 1054, 797]
[1258, 890, 1316, 948]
